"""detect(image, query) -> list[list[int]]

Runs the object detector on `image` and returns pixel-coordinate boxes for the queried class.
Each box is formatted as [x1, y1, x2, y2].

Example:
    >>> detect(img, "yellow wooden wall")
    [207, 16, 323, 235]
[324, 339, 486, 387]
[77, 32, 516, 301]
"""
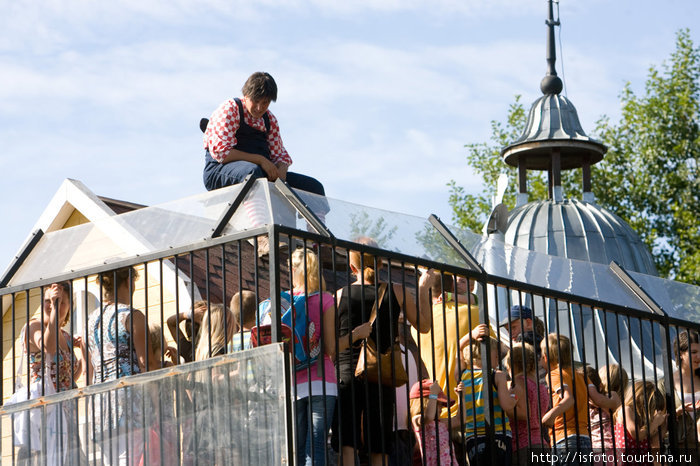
[62, 210, 89, 229]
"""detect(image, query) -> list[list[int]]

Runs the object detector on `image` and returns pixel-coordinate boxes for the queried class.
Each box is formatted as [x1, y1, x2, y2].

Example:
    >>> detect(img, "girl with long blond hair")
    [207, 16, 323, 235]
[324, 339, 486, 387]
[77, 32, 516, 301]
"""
[194, 303, 234, 362]
[613, 380, 666, 465]
[290, 247, 341, 466]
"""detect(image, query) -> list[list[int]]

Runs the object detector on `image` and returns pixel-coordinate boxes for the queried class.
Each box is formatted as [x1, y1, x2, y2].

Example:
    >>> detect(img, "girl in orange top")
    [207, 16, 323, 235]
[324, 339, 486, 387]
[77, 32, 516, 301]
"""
[540, 334, 591, 465]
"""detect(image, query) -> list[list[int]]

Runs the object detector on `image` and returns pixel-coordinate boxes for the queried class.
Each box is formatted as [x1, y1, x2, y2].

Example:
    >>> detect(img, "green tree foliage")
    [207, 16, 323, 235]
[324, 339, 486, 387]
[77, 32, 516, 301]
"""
[593, 29, 699, 284]
[448, 30, 699, 285]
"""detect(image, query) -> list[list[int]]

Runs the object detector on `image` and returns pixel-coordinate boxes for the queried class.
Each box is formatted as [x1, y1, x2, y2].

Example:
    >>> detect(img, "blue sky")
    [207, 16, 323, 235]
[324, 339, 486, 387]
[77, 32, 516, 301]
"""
[1, 0, 698, 274]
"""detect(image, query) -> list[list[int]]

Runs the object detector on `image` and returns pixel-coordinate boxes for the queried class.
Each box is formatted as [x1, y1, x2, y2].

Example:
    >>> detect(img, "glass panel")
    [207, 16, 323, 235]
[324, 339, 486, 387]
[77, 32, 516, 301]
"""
[472, 237, 647, 310]
[627, 270, 700, 320]
[0, 344, 288, 465]
[8, 178, 700, 320]
[9, 183, 249, 286]
[297, 190, 477, 269]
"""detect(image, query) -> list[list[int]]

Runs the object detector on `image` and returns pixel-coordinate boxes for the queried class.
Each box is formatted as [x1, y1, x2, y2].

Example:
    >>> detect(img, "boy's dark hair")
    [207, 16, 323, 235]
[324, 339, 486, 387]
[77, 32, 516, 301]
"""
[242, 72, 278, 102]
[423, 270, 455, 300]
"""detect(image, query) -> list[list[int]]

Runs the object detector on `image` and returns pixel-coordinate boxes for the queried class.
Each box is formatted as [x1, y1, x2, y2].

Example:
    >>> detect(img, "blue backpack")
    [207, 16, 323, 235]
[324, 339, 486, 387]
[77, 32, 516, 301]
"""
[253, 291, 321, 371]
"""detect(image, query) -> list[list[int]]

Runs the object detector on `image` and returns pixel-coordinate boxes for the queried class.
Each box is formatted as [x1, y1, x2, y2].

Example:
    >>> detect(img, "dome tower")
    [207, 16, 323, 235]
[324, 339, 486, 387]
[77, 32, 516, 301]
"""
[499, 0, 657, 276]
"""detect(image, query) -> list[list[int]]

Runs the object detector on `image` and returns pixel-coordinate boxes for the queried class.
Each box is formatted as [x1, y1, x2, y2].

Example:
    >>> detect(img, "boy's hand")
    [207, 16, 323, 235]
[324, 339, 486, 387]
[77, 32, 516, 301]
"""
[164, 346, 179, 365]
[471, 324, 489, 341]
[455, 382, 464, 394]
[260, 158, 279, 181]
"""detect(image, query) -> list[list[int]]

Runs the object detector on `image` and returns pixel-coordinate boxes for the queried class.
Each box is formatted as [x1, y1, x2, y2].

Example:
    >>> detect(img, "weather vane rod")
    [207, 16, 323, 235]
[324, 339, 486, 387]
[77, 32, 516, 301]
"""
[541, 0, 563, 94]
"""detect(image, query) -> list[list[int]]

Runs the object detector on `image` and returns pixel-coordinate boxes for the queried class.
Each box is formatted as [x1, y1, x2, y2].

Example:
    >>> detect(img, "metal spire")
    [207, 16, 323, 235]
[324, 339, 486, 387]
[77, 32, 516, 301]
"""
[541, 0, 563, 95]
[500, 0, 607, 205]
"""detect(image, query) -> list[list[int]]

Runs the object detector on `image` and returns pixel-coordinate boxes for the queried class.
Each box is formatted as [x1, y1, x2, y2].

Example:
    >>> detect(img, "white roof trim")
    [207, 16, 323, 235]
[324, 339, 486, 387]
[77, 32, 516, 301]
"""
[33, 178, 116, 233]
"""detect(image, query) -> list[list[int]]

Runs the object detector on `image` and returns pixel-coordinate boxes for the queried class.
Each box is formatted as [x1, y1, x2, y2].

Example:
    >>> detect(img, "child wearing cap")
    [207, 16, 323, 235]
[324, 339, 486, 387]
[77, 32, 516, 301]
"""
[409, 379, 459, 465]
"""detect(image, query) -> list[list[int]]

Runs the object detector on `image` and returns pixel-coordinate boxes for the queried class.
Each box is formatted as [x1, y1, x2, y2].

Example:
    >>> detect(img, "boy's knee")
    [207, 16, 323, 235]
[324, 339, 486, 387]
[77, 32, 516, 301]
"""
[305, 177, 325, 196]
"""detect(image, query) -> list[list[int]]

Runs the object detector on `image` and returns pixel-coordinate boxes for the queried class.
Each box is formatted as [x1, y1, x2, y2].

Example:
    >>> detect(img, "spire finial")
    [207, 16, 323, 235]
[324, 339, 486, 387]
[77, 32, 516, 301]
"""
[540, 0, 563, 95]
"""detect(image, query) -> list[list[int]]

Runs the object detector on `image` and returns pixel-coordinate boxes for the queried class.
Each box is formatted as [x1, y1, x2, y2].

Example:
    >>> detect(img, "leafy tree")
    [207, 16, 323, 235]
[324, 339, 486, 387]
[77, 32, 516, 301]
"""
[447, 30, 700, 285]
[594, 29, 700, 284]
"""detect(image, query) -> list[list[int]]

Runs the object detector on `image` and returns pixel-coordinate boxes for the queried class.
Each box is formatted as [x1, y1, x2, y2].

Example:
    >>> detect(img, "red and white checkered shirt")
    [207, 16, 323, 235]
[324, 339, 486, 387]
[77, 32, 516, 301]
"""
[203, 98, 292, 166]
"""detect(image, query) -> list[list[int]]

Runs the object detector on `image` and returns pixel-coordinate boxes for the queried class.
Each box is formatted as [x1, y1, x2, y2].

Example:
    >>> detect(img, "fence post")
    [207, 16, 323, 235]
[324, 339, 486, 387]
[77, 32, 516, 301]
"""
[268, 225, 295, 464]
[476, 278, 497, 466]
[661, 316, 678, 457]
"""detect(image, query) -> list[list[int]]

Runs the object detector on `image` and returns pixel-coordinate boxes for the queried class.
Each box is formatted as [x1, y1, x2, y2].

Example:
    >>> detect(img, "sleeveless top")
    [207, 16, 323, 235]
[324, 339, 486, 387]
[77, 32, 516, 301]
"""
[336, 284, 400, 386]
[88, 303, 142, 382]
[512, 375, 550, 449]
[461, 367, 511, 438]
[28, 328, 75, 392]
[87, 303, 143, 431]
[613, 423, 651, 465]
[233, 97, 271, 159]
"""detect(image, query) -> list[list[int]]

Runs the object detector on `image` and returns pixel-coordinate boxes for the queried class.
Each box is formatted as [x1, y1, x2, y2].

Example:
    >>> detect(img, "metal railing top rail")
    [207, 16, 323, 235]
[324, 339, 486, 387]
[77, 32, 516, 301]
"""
[0, 226, 270, 296]
[0, 222, 689, 331]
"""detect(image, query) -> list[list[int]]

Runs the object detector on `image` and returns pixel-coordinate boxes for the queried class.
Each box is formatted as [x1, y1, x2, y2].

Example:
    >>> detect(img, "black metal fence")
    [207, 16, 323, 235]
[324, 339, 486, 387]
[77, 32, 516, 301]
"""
[1, 222, 699, 465]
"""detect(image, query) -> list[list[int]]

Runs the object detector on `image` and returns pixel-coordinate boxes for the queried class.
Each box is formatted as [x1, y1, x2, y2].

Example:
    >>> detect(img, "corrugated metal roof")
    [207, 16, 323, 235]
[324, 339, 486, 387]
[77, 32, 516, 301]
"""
[505, 199, 658, 276]
[502, 94, 607, 170]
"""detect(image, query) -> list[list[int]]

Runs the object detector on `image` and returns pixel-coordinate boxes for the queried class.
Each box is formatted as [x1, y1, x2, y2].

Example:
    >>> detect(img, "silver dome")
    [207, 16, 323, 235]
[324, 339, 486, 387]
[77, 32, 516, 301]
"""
[505, 199, 658, 276]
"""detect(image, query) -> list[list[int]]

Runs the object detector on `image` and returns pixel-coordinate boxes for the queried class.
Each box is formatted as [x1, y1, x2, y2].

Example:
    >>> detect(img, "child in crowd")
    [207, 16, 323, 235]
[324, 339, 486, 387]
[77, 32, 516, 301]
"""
[229, 290, 258, 352]
[586, 364, 626, 452]
[144, 323, 178, 464]
[389, 315, 425, 466]
[409, 379, 459, 465]
[290, 248, 338, 466]
[505, 342, 550, 465]
[457, 333, 516, 465]
[147, 323, 178, 371]
[195, 303, 234, 361]
[614, 381, 666, 466]
[167, 300, 207, 363]
[540, 334, 591, 465]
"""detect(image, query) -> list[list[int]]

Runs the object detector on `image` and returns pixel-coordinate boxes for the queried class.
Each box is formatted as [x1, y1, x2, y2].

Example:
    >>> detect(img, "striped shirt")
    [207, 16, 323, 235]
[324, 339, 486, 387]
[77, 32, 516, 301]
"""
[461, 367, 511, 438]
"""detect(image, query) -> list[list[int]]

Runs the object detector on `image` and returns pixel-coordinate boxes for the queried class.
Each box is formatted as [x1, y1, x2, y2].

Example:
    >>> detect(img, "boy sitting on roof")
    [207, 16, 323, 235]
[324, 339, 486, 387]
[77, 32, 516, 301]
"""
[202, 71, 326, 199]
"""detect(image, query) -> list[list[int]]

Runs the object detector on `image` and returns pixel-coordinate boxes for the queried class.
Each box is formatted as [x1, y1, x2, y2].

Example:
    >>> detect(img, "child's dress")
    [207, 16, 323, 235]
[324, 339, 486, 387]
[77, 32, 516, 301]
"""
[511, 375, 550, 451]
[613, 423, 651, 466]
[589, 405, 614, 450]
[413, 419, 458, 465]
